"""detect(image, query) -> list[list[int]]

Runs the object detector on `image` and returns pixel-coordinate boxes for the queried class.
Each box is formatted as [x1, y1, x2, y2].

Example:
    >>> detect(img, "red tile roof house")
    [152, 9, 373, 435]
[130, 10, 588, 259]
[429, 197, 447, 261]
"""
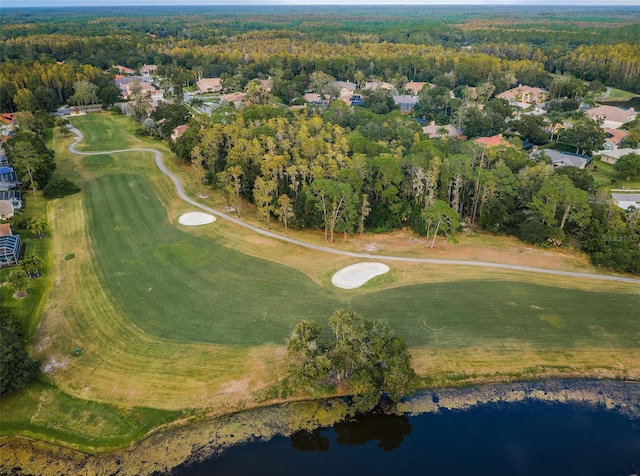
[601, 128, 628, 152]
[586, 105, 637, 130]
[474, 134, 511, 148]
[113, 65, 135, 75]
[171, 124, 189, 142]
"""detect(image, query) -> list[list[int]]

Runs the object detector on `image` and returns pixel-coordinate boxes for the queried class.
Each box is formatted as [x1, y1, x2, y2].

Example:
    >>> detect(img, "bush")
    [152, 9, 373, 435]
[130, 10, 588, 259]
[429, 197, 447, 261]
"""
[10, 213, 33, 231]
[43, 178, 81, 199]
[1, 310, 39, 394]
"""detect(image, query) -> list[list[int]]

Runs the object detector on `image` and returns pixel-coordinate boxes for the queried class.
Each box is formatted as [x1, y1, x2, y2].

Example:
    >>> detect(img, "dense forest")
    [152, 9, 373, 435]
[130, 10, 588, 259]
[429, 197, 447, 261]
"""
[1, 6, 639, 274]
[1, 6, 639, 112]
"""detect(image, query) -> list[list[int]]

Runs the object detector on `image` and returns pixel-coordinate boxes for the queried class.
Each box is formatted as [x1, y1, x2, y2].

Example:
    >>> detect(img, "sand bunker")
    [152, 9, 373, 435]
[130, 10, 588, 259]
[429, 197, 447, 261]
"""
[178, 212, 216, 226]
[331, 262, 390, 289]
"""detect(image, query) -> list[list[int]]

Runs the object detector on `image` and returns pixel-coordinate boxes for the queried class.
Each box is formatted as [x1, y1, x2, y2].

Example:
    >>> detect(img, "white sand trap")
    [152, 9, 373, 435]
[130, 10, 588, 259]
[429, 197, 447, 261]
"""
[331, 262, 390, 289]
[178, 212, 216, 226]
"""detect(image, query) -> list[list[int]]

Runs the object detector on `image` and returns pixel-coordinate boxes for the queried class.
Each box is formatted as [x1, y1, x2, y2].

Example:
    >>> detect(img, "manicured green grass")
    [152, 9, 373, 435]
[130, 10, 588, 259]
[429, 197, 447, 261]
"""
[355, 281, 640, 349]
[85, 173, 345, 345]
[591, 157, 640, 189]
[598, 87, 639, 101]
[0, 381, 185, 452]
[5, 112, 637, 457]
[84, 171, 640, 350]
[69, 113, 146, 152]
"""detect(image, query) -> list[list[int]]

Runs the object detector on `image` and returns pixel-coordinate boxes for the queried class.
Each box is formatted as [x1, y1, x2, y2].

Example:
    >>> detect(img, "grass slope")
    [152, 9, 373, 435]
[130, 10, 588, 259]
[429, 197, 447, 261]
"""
[84, 167, 640, 351]
[84, 173, 344, 344]
[4, 112, 638, 456]
[356, 281, 640, 349]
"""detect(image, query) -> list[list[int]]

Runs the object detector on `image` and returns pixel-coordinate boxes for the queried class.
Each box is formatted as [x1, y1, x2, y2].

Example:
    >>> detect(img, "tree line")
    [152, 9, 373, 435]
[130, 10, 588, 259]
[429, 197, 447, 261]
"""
[166, 101, 640, 274]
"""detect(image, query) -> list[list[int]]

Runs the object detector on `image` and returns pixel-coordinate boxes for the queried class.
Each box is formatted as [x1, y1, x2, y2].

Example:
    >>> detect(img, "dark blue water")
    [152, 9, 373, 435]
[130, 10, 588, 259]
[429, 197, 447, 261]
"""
[176, 400, 640, 476]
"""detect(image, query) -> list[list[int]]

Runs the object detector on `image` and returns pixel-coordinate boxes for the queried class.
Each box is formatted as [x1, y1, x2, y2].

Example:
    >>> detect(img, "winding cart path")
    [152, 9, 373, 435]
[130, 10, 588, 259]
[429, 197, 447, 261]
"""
[68, 125, 640, 285]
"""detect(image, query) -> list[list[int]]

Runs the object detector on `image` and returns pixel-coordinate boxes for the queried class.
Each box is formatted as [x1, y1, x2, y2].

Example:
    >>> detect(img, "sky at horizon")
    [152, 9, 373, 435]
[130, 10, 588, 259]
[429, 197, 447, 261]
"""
[3, 0, 640, 7]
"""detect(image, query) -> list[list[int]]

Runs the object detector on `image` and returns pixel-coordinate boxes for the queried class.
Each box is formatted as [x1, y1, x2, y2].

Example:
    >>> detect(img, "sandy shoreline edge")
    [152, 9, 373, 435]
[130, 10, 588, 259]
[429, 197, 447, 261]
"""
[2, 379, 639, 476]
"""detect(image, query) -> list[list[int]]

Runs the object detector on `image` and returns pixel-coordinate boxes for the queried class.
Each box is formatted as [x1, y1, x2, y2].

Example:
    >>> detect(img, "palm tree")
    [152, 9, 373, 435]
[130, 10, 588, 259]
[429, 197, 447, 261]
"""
[20, 256, 44, 278]
[30, 218, 47, 238]
[436, 126, 449, 139]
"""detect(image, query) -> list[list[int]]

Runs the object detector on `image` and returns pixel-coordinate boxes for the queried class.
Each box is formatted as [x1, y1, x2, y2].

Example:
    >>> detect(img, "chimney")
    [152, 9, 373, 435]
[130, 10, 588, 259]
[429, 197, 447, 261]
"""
[430, 121, 435, 126]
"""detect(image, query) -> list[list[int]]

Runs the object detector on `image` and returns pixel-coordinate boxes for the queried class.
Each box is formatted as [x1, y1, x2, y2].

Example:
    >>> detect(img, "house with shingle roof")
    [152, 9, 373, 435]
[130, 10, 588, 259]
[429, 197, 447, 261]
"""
[393, 95, 419, 113]
[600, 148, 640, 165]
[586, 105, 637, 130]
[611, 193, 640, 211]
[531, 149, 591, 169]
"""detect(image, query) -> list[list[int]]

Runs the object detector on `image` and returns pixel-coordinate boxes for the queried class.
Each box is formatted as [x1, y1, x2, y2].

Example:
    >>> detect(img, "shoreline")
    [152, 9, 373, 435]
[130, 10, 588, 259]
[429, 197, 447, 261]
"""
[2, 379, 639, 476]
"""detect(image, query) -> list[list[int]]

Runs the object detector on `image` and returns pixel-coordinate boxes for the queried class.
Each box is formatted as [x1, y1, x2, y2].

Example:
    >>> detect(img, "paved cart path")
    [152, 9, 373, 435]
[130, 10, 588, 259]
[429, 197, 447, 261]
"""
[68, 125, 640, 285]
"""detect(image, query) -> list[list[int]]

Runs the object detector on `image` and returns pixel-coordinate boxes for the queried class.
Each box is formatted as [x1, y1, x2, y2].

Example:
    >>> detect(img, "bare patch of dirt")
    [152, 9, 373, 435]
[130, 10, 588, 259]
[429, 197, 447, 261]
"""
[42, 356, 69, 374]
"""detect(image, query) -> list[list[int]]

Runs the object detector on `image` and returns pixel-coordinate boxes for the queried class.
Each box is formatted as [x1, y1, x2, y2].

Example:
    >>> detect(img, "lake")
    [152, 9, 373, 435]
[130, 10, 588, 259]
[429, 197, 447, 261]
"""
[599, 96, 640, 110]
[176, 389, 640, 476]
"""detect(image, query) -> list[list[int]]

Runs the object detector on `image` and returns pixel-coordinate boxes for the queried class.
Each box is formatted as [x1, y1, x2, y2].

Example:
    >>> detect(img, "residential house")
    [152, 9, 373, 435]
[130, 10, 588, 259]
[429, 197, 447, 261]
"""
[611, 193, 640, 211]
[602, 128, 628, 151]
[393, 95, 419, 113]
[0, 167, 20, 191]
[422, 122, 461, 139]
[364, 80, 395, 92]
[497, 84, 547, 108]
[219, 92, 247, 105]
[171, 125, 189, 143]
[259, 79, 273, 92]
[337, 93, 364, 107]
[333, 81, 357, 93]
[116, 78, 163, 101]
[303, 93, 329, 107]
[600, 148, 640, 165]
[197, 78, 223, 94]
[0, 223, 12, 237]
[403, 81, 432, 95]
[140, 64, 158, 77]
[113, 65, 135, 75]
[474, 134, 511, 148]
[0, 234, 21, 267]
[586, 105, 637, 130]
[531, 149, 591, 169]
[0, 191, 22, 210]
[0, 200, 14, 220]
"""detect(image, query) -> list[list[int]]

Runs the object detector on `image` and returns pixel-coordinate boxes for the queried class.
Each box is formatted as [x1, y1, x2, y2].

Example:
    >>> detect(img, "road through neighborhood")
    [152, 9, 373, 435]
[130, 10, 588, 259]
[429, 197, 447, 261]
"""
[68, 125, 640, 285]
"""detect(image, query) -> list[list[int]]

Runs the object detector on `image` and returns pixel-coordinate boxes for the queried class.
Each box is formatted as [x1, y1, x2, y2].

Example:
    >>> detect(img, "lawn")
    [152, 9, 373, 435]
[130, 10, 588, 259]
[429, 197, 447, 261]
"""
[0, 382, 186, 452]
[597, 87, 639, 101]
[4, 112, 639, 456]
[84, 171, 640, 349]
[69, 113, 148, 152]
[591, 157, 640, 189]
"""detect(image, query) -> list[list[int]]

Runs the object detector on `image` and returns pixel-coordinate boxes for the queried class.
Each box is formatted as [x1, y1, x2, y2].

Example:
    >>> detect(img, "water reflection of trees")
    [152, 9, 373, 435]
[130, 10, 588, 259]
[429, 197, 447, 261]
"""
[290, 427, 330, 452]
[291, 413, 413, 453]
